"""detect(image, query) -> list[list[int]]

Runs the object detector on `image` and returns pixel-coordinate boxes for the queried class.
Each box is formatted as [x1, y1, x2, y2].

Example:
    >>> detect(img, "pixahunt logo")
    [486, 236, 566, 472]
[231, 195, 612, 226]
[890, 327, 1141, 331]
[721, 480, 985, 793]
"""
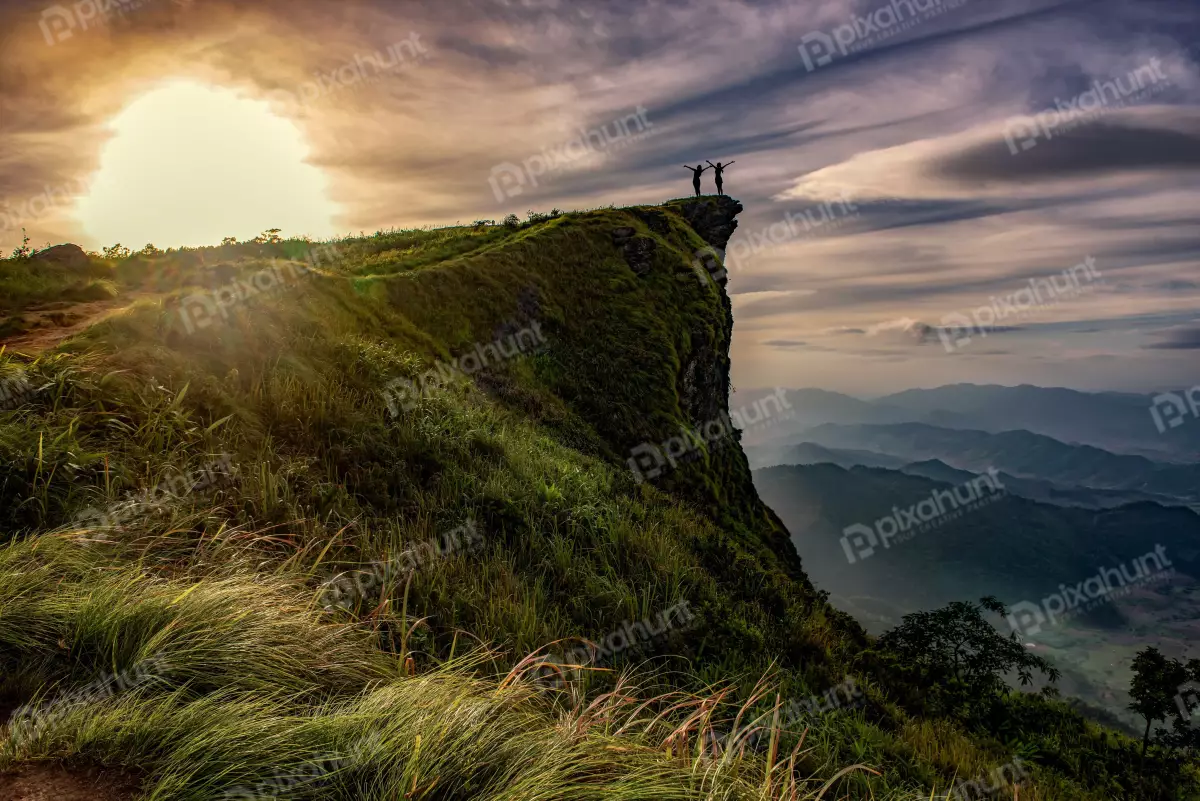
[1003, 59, 1171, 155]
[382, 323, 546, 416]
[9, 656, 167, 744]
[1176, 681, 1200, 727]
[267, 34, 429, 110]
[938, 256, 1101, 352]
[945, 758, 1030, 801]
[841, 470, 1005, 564]
[0, 177, 90, 233]
[178, 244, 341, 334]
[723, 191, 865, 273]
[0, 369, 34, 411]
[1006, 546, 1174, 637]
[1150, 385, 1200, 434]
[708, 676, 864, 753]
[488, 106, 655, 202]
[535, 601, 695, 689]
[38, 0, 190, 46]
[627, 390, 793, 483]
[798, 0, 968, 72]
[319, 519, 483, 612]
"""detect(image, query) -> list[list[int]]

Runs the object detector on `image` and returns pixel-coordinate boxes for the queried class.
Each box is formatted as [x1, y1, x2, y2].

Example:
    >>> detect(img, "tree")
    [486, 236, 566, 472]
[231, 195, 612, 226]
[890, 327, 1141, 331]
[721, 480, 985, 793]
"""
[9, 228, 31, 260]
[877, 596, 1060, 716]
[102, 243, 131, 260]
[253, 228, 283, 244]
[1129, 647, 1200, 757]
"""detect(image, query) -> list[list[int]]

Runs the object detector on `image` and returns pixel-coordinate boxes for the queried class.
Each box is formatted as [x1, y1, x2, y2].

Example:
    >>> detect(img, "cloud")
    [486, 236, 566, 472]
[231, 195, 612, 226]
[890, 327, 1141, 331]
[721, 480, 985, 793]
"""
[2, 0, 1198, 394]
[933, 109, 1200, 183]
[777, 107, 1200, 206]
[1143, 325, 1200, 349]
[865, 317, 939, 344]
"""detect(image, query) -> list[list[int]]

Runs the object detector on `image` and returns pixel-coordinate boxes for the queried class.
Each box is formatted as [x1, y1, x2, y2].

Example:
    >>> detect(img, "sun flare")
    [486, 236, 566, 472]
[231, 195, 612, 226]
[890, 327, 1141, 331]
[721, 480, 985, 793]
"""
[77, 81, 338, 249]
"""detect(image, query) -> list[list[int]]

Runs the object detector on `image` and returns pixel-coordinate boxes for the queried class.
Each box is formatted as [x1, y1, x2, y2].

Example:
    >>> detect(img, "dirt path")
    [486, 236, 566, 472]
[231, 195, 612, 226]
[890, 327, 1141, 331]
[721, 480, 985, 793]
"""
[0, 298, 138, 356]
[0, 764, 139, 801]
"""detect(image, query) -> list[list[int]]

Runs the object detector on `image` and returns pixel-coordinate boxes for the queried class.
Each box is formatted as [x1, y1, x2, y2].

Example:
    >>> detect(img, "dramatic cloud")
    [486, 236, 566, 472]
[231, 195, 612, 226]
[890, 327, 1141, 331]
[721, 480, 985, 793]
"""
[0, 0, 1197, 393]
[934, 110, 1200, 183]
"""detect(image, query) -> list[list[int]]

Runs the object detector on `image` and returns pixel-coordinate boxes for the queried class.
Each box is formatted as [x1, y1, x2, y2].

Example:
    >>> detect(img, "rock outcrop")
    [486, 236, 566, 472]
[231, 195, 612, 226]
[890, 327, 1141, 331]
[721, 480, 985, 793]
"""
[32, 244, 90, 270]
[610, 227, 657, 276]
[670, 196, 743, 252]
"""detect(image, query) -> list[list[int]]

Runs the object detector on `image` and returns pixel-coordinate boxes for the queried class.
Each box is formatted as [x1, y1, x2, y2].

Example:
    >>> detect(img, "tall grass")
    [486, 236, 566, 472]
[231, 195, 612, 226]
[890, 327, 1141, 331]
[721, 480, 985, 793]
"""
[0, 203, 1121, 799]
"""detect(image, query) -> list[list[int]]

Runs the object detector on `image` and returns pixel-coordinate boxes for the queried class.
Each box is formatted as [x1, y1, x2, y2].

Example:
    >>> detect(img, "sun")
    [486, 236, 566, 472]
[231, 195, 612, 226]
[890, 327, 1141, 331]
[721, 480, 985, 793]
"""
[77, 81, 339, 249]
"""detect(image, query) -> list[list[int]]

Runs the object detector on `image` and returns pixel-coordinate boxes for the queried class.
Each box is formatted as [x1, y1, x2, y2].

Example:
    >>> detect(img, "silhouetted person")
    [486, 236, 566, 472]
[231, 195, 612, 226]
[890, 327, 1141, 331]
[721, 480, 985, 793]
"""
[683, 163, 709, 197]
[706, 160, 735, 196]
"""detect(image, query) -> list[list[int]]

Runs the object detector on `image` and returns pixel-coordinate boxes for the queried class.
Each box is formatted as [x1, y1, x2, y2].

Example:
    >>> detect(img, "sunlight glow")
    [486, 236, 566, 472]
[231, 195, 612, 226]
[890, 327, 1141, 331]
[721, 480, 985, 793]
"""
[78, 81, 338, 248]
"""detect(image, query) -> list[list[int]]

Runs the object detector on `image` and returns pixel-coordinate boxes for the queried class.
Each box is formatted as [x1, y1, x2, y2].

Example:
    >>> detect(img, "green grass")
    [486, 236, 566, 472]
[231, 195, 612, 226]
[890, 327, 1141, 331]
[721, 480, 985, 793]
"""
[0, 255, 117, 314]
[0, 200, 1161, 799]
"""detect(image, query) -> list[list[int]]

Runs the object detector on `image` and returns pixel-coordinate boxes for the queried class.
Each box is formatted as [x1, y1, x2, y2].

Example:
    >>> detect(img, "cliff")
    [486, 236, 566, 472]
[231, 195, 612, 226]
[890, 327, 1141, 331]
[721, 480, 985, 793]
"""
[0, 199, 1111, 799]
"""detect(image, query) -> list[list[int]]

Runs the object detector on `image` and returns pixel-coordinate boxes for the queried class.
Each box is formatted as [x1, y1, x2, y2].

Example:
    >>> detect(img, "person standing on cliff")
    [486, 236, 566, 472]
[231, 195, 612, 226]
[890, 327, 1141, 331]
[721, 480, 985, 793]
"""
[683, 163, 709, 197]
[706, 161, 734, 196]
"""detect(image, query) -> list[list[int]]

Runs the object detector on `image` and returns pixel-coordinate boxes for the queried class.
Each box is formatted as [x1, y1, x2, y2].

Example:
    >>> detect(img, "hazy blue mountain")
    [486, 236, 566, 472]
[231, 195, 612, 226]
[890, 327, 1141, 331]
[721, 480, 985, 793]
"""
[752, 462, 1200, 732]
[736, 384, 1200, 461]
[898, 459, 979, 484]
[746, 441, 910, 470]
[898, 459, 1184, 510]
[800, 422, 1200, 503]
[877, 384, 1200, 460]
[753, 463, 1200, 616]
[732, 388, 911, 447]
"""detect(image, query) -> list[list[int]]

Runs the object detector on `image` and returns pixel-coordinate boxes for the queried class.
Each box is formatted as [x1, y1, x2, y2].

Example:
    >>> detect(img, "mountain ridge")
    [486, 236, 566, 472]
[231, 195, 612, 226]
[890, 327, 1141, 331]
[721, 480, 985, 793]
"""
[0, 199, 1191, 799]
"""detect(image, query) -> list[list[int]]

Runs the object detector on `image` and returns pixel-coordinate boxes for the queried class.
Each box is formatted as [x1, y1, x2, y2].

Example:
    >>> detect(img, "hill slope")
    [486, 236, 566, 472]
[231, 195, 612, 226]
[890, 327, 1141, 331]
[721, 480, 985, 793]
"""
[0, 201, 1183, 800]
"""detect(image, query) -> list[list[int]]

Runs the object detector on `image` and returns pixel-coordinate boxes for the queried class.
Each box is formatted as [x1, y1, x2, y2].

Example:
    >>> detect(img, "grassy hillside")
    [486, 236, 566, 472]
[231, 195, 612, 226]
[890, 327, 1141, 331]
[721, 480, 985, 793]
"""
[0, 201, 1186, 799]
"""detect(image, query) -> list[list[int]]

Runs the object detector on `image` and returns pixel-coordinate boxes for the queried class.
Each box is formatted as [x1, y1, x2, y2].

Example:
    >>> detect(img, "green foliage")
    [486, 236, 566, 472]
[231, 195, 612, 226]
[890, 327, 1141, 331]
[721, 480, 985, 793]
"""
[253, 228, 283, 244]
[102, 243, 132, 260]
[9, 229, 31, 260]
[1129, 646, 1200, 755]
[0, 201, 1189, 799]
[876, 596, 1061, 716]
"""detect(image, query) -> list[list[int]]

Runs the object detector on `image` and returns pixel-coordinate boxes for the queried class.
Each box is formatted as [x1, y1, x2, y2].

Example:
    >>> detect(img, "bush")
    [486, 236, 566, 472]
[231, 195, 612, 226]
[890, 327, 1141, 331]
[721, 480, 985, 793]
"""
[102, 244, 132, 261]
[9, 229, 31, 260]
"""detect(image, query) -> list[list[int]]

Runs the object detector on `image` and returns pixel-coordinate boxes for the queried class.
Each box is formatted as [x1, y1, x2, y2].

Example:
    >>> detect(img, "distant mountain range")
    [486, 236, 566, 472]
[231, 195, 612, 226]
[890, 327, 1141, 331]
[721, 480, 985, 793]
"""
[788, 422, 1200, 504]
[755, 463, 1200, 611]
[742, 384, 1200, 732]
[735, 384, 1200, 462]
[758, 444, 1182, 509]
[753, 461, 1200, 732]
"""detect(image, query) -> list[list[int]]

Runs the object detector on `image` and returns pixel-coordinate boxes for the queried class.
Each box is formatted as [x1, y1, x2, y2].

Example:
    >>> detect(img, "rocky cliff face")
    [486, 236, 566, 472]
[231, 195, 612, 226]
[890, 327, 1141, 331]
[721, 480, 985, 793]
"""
[668, 198, 741, 429]
[650, 198, 817, 586]
[670, 196, 744, 253]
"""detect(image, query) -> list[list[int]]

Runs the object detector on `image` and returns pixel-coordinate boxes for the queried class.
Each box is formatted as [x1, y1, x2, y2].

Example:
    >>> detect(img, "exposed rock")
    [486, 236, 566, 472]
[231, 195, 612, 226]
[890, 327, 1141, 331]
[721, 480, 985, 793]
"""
[622, 237, 657, 276]
[679, 320, 725, 425]
[31, 243, 90, 270]
[611, 228, 657, 276]
[671, 196, 743, 252]
[692, 248, 727, 287]
[630, 208, 670, 236]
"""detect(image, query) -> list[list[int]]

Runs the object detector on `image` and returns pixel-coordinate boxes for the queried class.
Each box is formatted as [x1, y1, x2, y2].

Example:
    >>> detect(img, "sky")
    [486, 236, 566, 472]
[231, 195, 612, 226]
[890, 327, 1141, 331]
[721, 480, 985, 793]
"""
[0, 0, 1197, 395]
